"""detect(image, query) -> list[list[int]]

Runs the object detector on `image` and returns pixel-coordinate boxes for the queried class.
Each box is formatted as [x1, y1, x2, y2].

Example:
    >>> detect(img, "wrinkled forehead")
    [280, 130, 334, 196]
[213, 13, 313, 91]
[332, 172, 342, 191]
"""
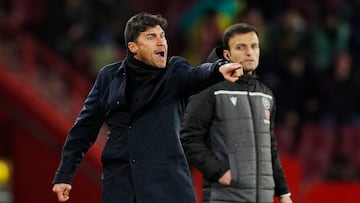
[137, 25, 165, 38]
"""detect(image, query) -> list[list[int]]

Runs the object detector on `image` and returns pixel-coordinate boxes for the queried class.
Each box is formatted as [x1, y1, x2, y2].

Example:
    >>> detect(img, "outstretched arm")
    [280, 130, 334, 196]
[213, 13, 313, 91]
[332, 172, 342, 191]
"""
[170, 56, 243, 96]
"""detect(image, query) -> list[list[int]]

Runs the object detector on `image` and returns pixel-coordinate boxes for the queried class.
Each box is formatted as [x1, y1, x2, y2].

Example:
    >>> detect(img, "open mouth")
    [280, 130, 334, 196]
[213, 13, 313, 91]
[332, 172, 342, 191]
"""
[156, 51, 165, 57]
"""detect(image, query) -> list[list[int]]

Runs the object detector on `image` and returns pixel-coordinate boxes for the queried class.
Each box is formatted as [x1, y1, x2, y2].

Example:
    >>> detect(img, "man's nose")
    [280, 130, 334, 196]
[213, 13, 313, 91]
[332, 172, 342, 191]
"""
[245, 47, 253, 56]
[156, 37, 166, 45]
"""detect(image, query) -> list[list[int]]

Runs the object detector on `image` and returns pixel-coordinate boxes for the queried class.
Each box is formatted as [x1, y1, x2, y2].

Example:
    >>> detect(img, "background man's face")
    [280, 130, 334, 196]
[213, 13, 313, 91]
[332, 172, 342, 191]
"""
[224, 32, 260, 73]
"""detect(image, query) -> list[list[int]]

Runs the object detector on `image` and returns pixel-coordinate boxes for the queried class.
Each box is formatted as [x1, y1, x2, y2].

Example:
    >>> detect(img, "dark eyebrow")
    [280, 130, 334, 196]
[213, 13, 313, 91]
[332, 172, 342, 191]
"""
[146, 33, 157, 37]
[235, 43, 246, 47]
[145, 31, 165, 38]
[236, 42, 259, 47]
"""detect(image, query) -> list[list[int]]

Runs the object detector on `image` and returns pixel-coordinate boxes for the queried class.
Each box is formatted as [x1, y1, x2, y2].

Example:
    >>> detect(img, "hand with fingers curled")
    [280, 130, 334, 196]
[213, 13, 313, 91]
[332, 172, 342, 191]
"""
[218, 62, 244, 82]
[52, 183, 72, 202]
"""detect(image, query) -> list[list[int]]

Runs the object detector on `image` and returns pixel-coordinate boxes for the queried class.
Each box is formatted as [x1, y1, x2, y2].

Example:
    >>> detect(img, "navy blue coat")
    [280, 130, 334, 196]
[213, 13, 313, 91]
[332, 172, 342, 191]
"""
[53, 56, 224, 203]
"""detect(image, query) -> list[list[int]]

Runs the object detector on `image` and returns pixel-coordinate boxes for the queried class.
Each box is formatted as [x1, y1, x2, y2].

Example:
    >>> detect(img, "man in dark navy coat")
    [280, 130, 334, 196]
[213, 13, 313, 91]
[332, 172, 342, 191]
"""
[52, 12, 243, 203]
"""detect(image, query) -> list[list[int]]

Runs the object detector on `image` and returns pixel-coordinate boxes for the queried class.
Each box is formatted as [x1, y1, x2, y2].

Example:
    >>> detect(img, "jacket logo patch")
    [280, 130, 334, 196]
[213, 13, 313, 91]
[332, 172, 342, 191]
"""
[262, 97, 271, 109]
[262, 97, 271, 124]
[230, 96, 237, 106]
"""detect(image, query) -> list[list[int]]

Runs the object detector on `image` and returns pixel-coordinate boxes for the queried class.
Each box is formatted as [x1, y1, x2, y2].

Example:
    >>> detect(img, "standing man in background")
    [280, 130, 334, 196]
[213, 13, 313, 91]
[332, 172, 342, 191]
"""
[52, 12, 243, 203]
[181, 23, 293, 203]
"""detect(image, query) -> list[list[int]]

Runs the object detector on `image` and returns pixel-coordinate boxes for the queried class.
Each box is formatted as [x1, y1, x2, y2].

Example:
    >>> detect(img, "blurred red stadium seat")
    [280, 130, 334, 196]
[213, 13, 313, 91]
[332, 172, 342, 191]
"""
[297, 123, 336, 186]
[299, 182, 360, 203]
[339, 125, 360, 171]
[274, 124, 297, 157]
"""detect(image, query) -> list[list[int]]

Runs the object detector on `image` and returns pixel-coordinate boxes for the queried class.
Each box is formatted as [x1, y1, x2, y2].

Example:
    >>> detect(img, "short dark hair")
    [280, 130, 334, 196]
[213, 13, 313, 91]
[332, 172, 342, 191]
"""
[223, 23, 259, 50]
[124, 12, 167, 45]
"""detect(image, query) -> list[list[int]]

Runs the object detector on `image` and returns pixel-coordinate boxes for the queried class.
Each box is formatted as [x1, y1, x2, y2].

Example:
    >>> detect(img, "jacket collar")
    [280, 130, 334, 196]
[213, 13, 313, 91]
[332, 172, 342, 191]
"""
[236, 72, 259, 85]
[116, 59, 126, 75]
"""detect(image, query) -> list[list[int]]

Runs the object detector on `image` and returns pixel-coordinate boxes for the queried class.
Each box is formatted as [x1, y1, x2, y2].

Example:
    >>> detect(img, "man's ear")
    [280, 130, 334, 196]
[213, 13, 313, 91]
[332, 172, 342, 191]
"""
[223, 50, 230, 61]
[128, 42, 137, 54]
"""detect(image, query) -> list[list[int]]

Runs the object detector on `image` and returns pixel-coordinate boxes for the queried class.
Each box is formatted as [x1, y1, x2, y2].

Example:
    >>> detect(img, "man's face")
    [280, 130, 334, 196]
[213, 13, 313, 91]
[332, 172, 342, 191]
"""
[223, 32, 260, 74]
[128, 25, 168, 68]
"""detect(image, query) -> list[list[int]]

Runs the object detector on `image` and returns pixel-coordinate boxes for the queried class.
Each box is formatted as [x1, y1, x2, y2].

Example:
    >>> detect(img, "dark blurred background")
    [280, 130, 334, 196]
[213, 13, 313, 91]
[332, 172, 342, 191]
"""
[1, 0, 360, 202]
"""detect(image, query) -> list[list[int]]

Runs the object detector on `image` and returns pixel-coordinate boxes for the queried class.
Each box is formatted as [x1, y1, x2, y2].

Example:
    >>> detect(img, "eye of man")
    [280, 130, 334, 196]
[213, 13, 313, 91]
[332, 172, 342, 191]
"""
[146, 34, 166, 41]
[235, 44, 259, 50]
[236, 45, 245, 50]
[146, 34, 156, 40]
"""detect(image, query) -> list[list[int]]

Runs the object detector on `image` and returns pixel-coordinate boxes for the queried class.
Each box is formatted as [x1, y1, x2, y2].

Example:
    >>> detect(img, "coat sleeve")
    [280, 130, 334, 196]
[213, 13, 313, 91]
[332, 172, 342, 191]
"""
[168, 56, 225, 97]
[270, 99, 291, 196]
[180, 87, 228, 181]
[52, 67, 107, 184]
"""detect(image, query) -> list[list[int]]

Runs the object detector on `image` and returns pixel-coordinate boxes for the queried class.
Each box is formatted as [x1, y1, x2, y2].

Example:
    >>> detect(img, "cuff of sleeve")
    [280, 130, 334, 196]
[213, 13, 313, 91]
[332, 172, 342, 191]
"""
[280, 193, 291, 197]
[213, 59, 229, 81]
[201, 157, 228, 182]
[52, 171, 74, 185]
[204, 166, 228, 182]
